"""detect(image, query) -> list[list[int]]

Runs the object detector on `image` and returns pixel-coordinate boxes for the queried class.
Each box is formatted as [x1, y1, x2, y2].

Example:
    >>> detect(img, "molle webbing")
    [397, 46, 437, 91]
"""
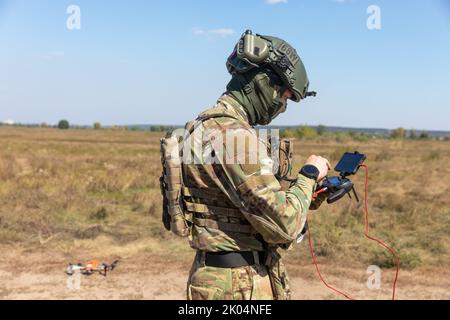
[192, 218, 253, 234]
[182, 186, 253, 234]
[183, 200, 243, 219]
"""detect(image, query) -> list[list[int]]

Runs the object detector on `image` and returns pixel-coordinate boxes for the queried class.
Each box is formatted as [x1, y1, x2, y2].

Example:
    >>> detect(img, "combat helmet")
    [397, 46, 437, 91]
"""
[226, 30, 316, 102]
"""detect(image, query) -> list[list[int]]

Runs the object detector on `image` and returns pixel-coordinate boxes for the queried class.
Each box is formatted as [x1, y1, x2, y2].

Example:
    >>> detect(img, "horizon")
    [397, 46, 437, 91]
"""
[2, 120, 449, 135]
[1, 0, 450, 131]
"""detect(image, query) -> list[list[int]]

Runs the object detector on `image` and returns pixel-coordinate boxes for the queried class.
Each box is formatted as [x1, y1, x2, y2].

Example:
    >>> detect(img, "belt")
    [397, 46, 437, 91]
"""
[202, 251, 265, 268]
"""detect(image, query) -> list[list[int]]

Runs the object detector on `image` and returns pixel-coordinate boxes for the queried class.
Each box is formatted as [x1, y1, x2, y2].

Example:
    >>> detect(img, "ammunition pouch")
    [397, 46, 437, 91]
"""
[274, 138, 295, 191]
[160, 133, 190, 237]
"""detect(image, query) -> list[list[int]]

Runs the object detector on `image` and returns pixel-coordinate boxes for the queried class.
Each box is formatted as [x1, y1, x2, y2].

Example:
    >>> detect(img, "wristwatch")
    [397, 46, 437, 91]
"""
[299, 165, 320, 182]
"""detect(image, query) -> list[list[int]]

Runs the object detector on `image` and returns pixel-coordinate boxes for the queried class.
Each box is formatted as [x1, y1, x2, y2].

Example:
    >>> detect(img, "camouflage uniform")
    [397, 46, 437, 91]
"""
[183, 94, 317, 300]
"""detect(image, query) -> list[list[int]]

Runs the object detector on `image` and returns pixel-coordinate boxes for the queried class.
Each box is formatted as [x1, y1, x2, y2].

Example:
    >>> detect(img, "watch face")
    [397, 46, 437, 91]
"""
[302, 165, 319, 180]
[305, 166, 316, 175]
[304, 165, 318, 175]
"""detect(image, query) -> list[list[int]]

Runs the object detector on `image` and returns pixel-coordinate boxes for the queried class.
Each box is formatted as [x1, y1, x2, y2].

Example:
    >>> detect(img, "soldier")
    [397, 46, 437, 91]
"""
[161, 30, 330, 300]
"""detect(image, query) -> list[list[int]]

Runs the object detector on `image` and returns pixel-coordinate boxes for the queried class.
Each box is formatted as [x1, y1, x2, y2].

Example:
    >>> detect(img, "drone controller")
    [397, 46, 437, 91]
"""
[320, 176, 355, 203]
[314, 151, 366, 204]
[296, 152, 366, 244]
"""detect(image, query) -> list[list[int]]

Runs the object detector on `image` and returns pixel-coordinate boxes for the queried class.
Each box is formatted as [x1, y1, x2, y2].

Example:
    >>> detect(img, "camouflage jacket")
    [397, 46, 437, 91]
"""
[181, 94, 316, 252]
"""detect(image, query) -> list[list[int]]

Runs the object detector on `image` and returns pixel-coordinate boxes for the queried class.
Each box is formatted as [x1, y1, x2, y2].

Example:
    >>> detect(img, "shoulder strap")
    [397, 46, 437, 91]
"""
[183, 110, 244, 144]
[190, 112, 240, 133]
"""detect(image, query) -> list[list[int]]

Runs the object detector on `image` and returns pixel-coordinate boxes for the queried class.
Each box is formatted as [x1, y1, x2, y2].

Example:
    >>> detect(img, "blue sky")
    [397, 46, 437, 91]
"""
[0, 0, 449, 130]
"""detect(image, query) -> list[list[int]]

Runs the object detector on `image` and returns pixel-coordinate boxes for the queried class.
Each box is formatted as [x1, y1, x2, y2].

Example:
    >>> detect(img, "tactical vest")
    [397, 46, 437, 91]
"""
[160, 99, 295, 238]
[160, 99, 255, 237]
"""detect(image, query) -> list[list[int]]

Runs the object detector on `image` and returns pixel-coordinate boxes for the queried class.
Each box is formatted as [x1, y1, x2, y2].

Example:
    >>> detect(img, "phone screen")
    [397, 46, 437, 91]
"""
[334, 152, 366, 175]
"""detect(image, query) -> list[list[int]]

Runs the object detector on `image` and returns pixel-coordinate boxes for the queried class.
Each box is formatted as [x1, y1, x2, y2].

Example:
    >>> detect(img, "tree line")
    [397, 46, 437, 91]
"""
[1, 120, 447, 141]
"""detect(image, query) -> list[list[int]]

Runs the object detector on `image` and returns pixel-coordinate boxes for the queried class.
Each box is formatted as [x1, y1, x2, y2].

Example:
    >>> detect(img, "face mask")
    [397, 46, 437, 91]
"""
[270, 100, 287, 120]
[227, 68, 288, 126]
[267, 86, 288, 122]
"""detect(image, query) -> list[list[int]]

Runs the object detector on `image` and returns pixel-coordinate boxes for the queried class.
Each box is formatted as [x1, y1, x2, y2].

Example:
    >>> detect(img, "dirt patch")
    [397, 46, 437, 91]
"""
[0, 248, 448, 300]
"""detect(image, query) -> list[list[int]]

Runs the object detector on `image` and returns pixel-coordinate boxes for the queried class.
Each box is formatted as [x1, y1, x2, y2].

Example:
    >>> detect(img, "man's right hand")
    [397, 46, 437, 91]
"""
[304, 155, 331, 182]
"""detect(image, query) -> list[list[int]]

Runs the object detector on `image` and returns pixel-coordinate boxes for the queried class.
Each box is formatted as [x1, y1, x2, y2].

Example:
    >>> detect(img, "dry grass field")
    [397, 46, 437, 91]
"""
[0, 126, 449, 299]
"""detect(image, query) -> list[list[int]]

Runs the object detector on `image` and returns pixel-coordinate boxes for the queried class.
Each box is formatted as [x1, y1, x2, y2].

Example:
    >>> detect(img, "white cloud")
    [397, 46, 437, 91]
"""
[208, 28, 235, 37]
[42, 51, 65, 60]
[265, 0, 288, 4]
[192, 27, 206, 35]
[192, 28, 234, 37]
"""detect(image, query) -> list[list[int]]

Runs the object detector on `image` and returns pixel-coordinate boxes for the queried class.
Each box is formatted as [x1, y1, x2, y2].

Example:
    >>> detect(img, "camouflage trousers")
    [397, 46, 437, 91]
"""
[186, 251, 291, 300]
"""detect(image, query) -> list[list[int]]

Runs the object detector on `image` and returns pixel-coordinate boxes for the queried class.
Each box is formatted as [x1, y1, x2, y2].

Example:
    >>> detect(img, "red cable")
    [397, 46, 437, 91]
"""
[307, 164, 400, 300]
[312, 187, 328, 199]
[307, 222, 354, 300]
[360, 164, 399, 300]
